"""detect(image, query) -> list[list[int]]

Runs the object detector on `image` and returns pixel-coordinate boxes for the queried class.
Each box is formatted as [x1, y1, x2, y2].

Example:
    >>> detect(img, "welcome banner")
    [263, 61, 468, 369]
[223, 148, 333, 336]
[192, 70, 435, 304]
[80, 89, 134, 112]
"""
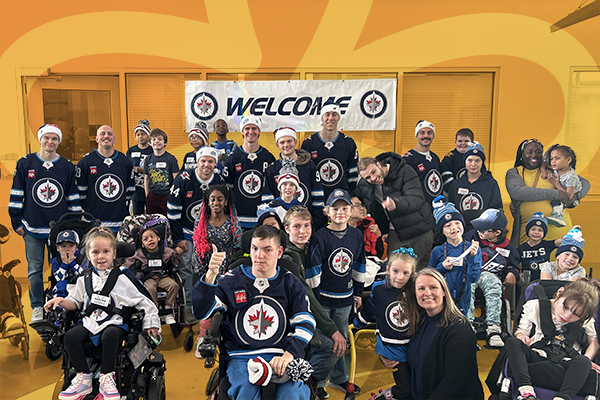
[185, 79, 397, 132]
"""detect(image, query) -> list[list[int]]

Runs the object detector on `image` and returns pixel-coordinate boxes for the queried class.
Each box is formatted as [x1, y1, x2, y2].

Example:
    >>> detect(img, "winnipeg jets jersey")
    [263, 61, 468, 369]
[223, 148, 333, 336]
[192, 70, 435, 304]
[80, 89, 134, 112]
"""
[9, 154, 81, 238]
[403, 149, 443, 205]
[76, 150, 134, 232]
[222, 146, 275, 229]
[167, 169, 225, 242]
[180, 150, 197, 172]
[192, 265, 315, 359]
[301, 132, 359, 201]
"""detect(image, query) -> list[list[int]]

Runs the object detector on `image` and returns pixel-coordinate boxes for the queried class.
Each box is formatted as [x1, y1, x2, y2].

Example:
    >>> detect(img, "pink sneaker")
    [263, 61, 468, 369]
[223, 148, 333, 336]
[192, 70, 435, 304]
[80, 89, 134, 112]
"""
[58, 372, 93, 400]
[96, 372, 120, 400]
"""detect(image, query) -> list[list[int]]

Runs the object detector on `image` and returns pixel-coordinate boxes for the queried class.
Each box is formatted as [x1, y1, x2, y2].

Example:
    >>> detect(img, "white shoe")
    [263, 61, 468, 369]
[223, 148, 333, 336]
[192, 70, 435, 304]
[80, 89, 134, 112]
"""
[98, 371, 120, 400]
[547, 212, 566, 227]
[195, 336, 204, 359]
[31, 307, 44, 323]
[164, 313, 176, 325]
[487, 325, 505, 347]
[58, 372, 93, 400]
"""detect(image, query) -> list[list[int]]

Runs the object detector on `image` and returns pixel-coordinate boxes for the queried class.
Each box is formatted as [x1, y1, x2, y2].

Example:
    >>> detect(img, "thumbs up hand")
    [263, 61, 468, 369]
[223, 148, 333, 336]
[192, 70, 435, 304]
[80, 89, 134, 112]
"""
[205, 244, 226, 284]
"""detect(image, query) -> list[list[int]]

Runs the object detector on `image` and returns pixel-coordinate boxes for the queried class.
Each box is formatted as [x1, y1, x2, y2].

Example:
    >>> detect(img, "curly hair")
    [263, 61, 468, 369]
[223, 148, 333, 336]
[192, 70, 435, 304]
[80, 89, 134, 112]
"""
[544, 143, 577, 170]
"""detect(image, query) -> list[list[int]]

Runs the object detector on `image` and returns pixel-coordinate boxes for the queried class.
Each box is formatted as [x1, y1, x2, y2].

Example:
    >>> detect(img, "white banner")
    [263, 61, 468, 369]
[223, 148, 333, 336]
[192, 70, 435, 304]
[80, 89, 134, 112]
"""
[185, 79, 397, 132]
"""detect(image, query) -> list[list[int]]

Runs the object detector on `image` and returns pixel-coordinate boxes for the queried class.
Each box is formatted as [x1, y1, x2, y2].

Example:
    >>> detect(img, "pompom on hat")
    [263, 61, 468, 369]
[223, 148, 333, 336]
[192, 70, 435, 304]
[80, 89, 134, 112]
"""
[38, 124, 62, 143]
[276, 158, 300, 192]
[526, 212, 548, 238]
[189, 121, 209, 145]
[240, 115, 262, 132]
[415, 120, 435, 137]
[464, 141, 486, 163]
[134, 119, 151, 136]
[556, 227, 585, 261]
[432, 195, 464, 234]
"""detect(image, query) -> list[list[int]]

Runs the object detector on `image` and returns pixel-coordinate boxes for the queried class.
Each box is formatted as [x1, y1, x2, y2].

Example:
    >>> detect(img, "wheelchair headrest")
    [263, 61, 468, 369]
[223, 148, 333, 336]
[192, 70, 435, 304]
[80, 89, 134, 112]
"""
[132, 224, 167, 249]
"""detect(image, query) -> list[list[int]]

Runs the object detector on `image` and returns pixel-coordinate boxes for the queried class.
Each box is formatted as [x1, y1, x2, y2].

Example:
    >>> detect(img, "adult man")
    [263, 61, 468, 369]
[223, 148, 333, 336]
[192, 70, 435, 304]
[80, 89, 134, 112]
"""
[126, 120, 153, 215]
[301, 104, 359, 201]
[403, 120, 444, 205]
[9, 124, 81, 322]
[262, 127, 325, 228]
[222, 115, 275, 229]
[192, 225, 315, 400]
[356, 154, 436, 269]
[440, 128, 475, 193]
[76, 125, 134, 232]
[167, 146, 224, 311]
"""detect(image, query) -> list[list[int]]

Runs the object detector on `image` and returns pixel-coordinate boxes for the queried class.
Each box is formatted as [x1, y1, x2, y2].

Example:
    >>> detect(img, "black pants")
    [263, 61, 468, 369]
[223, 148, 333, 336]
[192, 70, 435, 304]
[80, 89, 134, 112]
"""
[391, 361, 411, 400]
[505, 336, 593, 399]
[64, 324, 128, 374]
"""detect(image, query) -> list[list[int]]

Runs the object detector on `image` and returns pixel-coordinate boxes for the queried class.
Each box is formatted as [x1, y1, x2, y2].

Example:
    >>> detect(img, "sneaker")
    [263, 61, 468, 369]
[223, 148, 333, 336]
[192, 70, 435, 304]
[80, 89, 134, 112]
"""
[487, 325, 505, 348]
[328, 382, 361, 394]
[547, 212, 566, 227]
[31, 307, 44, 323]
[316, 387, 329, 400]
[185, 307, 197, 324]
[58, 372, 93, 400]
[370, 388, 397, 400]
[164, 312, 176, 325]
[97, 372, 120, 400]
[195, 336, 204, 359]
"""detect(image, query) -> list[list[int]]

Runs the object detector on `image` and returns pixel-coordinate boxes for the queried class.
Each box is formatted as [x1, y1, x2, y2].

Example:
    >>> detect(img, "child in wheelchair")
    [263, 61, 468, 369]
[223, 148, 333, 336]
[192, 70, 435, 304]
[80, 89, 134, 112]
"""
[123, 224, 183, 325]
[52, 230, 87, 298]
[45, 227, 160, 400]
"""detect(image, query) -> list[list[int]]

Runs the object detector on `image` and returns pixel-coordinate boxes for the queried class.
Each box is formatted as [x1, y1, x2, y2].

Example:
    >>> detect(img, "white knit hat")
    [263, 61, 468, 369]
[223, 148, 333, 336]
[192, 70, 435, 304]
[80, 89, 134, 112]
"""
[415, 120, 435, 137]
[320, 104, 341, 120]
[195, 146, 218, 162]
[38, 124, 62, 143]
[240, 115, 262, 132]
[274, 127, 297, 142]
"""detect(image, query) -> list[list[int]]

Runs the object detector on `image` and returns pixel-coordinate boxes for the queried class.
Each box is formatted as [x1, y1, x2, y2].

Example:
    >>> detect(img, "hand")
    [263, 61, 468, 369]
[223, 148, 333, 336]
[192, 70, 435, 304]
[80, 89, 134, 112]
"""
[504, 273, 517, 288]
[379, 355, 399, 368]
[269, 352, 293, 377]
[591, 362, 600, 373]
[146, 327, 160, 338]
[16, 227, 24, 236]
[174, 246, 184, 255]
[176, 240, 188, 252]
[469, 240, 479, 257]
[382, 196, 396, 211]
[206, 244, 225, 283]
[516, 333, 530, 346]
[44, 297, 63, 312]
[442, 257, 454, 271]
[331, 330, 347, 357]
[59, 248, 75, 265]
[368, 224, 382, 237]
[354, 296, 362, 310]
[546, 174, 560, 187]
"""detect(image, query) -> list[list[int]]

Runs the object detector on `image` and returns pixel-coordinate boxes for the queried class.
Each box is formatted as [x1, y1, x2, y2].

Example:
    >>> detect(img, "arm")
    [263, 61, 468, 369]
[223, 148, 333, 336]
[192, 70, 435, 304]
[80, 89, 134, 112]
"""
[125, 158, 135, 201]
[514, 300, 536, 346]
[505, 168, 560, 202]
[66, 163, 82, 212]
[467, 245, 482, 283]
[144, 175, 150, 197]
[346, 141, 359, 192]
[166, 176, 185, 243]
[352, 237, 366, 300]
[8, 159, 26, 232]
[385, 165, 428, 218]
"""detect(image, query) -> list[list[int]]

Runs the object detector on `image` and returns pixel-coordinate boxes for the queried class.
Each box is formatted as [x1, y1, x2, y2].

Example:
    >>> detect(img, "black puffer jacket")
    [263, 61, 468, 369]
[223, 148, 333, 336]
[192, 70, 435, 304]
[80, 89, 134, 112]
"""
[355, 152, 435, 241]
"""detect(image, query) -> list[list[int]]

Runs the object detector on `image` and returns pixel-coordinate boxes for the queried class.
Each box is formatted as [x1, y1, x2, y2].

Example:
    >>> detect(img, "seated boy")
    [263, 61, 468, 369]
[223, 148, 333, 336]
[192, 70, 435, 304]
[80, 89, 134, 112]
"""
[517, 212, 564, 282]
[192, 225, 315, 400]
[465, 209, 520, 348]
[52, 230, 86, 298]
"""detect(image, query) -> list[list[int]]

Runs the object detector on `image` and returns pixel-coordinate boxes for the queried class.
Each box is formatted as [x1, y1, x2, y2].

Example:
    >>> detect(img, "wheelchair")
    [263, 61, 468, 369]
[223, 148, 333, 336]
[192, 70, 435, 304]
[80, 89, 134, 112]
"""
[52, 309, 167, 400]
[1, 259, 30, 360]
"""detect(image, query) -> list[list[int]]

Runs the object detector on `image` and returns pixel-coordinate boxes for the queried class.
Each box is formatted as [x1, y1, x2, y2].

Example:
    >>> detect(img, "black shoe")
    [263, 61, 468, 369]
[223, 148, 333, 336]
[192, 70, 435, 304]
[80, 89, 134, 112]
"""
[316, 387, 329, 399]
[328, 382, 361, 394]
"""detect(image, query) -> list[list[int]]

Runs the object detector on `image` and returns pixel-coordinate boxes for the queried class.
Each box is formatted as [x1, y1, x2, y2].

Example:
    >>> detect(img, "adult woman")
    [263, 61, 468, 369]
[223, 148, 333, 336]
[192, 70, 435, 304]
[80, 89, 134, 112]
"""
[406, 269, 483, 400]
[505, 139, 590, 246]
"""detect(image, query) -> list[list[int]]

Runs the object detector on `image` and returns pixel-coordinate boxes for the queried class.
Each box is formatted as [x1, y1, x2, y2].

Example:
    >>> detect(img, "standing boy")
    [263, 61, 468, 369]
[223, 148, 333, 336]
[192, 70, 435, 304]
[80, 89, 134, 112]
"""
[144, 128, 179, 215]
[126, 119, 153, 215]
[517, 212, 563, 282]
[181, 122, 209, 171]
[440, 128, 474, 191]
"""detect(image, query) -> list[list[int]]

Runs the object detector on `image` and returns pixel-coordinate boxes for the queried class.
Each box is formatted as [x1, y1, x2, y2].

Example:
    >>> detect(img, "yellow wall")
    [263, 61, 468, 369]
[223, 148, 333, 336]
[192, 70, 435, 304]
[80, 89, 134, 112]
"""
[2, 1, 600, 276]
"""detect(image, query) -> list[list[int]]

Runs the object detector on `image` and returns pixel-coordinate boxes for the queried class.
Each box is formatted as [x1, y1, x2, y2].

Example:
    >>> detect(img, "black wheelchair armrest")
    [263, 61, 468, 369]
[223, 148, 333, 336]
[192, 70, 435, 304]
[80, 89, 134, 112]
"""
[200, 313, 224, 364]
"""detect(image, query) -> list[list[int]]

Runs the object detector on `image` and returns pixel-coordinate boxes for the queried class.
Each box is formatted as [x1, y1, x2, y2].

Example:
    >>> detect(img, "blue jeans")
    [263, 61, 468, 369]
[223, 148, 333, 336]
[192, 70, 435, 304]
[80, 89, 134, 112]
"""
[23, 233, 48, 309]
[309, 304, 351, 388]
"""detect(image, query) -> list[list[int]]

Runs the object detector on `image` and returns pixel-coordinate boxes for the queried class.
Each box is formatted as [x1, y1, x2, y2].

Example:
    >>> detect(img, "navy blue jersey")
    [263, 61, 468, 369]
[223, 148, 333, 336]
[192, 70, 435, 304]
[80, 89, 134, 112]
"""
[167, 170, 225, 242]
[126, 145, 153, 195]
[440, 149, 466, 193]
[465, 232, 521, 282]
[180, 150, 197, 172]
[9, 154, 81, 238]
[305, 226, 366, 308]
[76, 149, 134, 232]
[192, 265, 315, 359]
[403, 150, 443, 205]
[517, 240, 557, 281]
[222, 146, 275, 229]
[301, 132, 358, 200]
[143, 152, 179, 195]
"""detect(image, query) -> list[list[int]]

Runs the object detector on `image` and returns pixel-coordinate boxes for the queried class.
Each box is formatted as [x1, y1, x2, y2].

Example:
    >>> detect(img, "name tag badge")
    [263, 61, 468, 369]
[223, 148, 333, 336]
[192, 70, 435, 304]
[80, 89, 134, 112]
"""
[458, 188, 469, 195]
[132, 152, 141, 158]
[148, 259, 162, 267]
[156, 162, 167, 168]
[449, 257, 463, 266]
[496, 248, 510, 258]
[91, 293, 110, 307]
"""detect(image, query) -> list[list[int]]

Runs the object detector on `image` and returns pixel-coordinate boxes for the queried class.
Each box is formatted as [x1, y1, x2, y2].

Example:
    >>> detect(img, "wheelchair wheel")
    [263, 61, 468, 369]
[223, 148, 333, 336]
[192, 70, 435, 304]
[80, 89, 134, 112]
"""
[146, 374, 165, 400]
[9, 335, 20, 346]
[183, 330, 194, 352]
[45, 343, 62, 361]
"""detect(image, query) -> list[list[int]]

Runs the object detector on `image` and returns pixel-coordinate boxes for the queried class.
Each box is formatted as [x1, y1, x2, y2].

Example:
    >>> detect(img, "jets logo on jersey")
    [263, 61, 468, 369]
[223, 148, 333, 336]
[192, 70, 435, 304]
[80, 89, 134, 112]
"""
[32, 178, 64, 208]
[460, 192, 483, 211]
[425, 169, 442, 196]
[297, 182, 308, 204]
[385, 301, 409, 334]
[329, 248, 353, 276]
[95, 173, 124, 202]
[317, 158, 343, 187]
[456, 167, 467, 179]
[239, 170, 263, 198]
[530, 261, 539, 270]
[186, 200, 203, 223]
[237, 296, 286, 345]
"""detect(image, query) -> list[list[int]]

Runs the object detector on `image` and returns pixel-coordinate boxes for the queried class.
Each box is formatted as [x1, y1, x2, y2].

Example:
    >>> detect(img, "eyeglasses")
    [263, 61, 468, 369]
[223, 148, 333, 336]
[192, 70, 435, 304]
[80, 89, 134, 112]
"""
[477, 229, 495, 233]
[351, 204, 363, 209]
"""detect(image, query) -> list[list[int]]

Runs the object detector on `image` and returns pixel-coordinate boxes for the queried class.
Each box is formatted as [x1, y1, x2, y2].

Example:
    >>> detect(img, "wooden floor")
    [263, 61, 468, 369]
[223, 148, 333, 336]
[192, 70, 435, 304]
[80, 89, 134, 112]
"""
[0, 292, 499, 400]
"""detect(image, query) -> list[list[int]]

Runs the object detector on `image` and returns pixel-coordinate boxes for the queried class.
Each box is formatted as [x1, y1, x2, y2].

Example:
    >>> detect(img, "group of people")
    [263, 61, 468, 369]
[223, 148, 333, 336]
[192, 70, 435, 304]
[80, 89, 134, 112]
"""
[6, 103, 597, 400]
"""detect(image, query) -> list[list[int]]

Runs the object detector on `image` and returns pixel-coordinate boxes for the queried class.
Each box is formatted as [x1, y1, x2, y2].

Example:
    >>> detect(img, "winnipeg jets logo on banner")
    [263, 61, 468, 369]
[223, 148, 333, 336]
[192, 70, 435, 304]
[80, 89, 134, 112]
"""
[191, 92, 218, 121]
[32, 178, 63, 208]
[386, 301, 409, 334]
[460, 193, 483, 211]
[425, 169, 443, 197]
[239, 170, 263, 198]
[95, 173, 124, 202]
[329, 248, 353, 276]
[237, 296, 286, 346]
[318, 158, 343, 187]
[360, 90, 387, 119]
[186, 200, 203, 222]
